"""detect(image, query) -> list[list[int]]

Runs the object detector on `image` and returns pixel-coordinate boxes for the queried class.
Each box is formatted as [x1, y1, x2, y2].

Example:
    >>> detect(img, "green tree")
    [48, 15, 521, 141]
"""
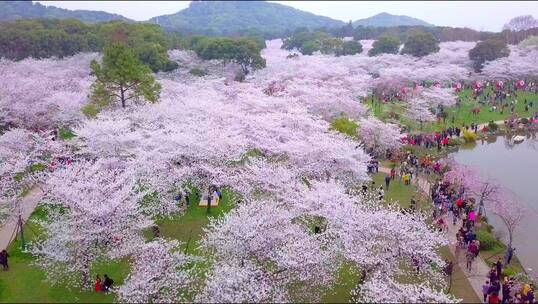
[400, 30, 439, 57]
[469, 39, 510, 72]
[90, 43, 161, 108]
[337, 40, 363, 56]
[368, 36, 400, 56]
[233, 38, 267, 74]
[320, 37, 343, 54]
[300, 40, 321, 55]
[191, 37, 266, 74]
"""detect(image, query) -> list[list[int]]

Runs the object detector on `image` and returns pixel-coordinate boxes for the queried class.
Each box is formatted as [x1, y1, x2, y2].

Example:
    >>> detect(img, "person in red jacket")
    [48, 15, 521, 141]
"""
[95, 275, 103, 293]
[488, 292, 500, 304]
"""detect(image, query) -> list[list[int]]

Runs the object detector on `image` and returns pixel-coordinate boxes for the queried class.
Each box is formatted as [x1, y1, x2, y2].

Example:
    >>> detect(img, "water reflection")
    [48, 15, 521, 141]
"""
[452, 132, 538, 274]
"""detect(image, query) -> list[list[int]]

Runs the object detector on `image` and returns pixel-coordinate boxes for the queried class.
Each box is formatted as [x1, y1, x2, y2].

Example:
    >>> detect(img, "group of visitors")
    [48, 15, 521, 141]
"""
[403, 126, 462, 150]
[366, 159, 379, 173]
[432, 174, 536, 304]
[95, 274, 114, 293]
[482, 268, 535, 303]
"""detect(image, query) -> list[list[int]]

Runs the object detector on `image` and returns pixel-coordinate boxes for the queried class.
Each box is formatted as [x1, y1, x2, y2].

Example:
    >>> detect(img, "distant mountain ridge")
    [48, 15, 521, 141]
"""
[1, 1, 437, 35]
[149, 1, 345, 36]
[0, 1, 131, 23]
[353, 12, 433, 27]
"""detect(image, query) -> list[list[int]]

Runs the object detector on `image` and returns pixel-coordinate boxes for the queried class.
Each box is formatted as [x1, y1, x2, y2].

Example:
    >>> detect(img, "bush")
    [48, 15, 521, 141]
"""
[14, 163, 47, 182]
[463, 130, 478, 142]
[58, 127, 76, 140]
[488, 121, 499, 131]
[189, 68, 207, 77]
[476, 229, 501, 251]
[502, 266, 519, 277]
[448, 138, 463, 146]
[331, 117, 358, 137]
[403, 145, 418, 154]
[82, 104, 101, 118]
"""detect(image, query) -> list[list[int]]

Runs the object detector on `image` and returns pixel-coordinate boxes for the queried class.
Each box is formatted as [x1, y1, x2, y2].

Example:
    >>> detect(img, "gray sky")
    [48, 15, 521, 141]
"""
[36, 1, 538, 32]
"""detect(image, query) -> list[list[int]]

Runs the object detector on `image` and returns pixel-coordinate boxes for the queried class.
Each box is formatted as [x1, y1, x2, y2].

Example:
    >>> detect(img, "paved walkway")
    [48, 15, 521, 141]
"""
[379, 166, 489, 302]
[0, 186, 44, 250]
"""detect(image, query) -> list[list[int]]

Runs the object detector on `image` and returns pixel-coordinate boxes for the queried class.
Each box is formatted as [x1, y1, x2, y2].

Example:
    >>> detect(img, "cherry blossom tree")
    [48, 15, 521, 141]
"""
[358, 117, 403, 156]
[0, 54, 96, 131]
[118, 238, 198, 303]
[420, 87, 458, 108]
[405, 98, 437, 126]
[480, 46, 538, 80]
[491, 191, 526, 250]
[198, 181, 452, 303]
[31, 159, 153, 289]
[0, 128, 64, 222]
[443, 162, 503, 217]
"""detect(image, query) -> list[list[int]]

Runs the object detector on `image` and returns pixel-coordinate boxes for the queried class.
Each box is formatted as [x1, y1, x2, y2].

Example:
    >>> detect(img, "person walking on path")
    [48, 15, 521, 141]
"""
[466, 250, 475, 271]
[496, 258, 503, 277]
[483, 280, 491, 303]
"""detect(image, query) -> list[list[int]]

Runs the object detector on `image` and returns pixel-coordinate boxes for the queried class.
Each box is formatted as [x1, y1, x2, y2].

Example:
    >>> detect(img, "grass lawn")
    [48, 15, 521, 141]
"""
[474, 224, 527, 277]
[371, 171, 431, 211]
[367, 89, 538, 133]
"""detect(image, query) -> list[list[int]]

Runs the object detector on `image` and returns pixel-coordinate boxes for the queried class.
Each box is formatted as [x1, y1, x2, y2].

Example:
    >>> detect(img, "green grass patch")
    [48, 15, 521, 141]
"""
[371, 172, 430, 210]
[81, 104, 101, 118]
[157, 187, 236, 255]
[322, 262, 359, 303]
[58, 127, 76, 140]
[14, 163, 48, 182]
[189, 68, 207, 77]
[330, 117, 358, 138]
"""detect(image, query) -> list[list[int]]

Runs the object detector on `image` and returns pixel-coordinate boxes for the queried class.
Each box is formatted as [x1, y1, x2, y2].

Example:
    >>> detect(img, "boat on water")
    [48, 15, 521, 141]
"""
[513, 135, 525, 143]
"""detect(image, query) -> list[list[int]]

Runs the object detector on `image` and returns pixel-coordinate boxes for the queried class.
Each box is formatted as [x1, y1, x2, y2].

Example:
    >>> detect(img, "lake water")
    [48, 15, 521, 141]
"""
[453, 133, 538, 277]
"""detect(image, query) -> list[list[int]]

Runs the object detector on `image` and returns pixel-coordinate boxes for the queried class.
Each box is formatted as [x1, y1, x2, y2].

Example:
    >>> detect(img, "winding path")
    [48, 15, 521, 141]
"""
[0, 186, 44, 250]
[379, 167, 490, 303]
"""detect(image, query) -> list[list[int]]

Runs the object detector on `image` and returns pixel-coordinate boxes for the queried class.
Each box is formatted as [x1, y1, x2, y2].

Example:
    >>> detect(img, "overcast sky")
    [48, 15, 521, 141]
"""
[36, 1, 538, 32]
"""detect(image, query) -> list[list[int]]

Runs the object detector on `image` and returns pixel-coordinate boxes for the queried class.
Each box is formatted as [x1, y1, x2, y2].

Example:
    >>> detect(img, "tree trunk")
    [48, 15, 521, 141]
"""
[120, 85, 126, 108]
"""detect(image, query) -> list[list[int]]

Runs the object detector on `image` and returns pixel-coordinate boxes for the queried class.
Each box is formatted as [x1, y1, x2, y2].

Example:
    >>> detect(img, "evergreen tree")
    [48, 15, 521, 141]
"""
[90, 43, 161, 108]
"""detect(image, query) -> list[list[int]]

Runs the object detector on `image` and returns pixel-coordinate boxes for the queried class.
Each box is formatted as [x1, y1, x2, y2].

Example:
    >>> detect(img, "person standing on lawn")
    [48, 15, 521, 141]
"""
[95, 275, 103, 293]
[384, 175, 391, 190]
[0, 249, 8, 271]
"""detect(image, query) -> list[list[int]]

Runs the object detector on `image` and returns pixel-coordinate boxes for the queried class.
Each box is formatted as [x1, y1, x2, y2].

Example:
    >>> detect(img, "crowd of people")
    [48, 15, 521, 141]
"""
[481, 270, 535, 303]
[429, 175, 536, 304]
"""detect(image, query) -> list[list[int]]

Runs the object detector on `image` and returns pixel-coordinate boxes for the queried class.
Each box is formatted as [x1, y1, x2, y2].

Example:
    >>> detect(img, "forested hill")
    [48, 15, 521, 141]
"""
[353, 12, 433, 27]
[0, 1, 131, 23]
[149, 1, 345, 37]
